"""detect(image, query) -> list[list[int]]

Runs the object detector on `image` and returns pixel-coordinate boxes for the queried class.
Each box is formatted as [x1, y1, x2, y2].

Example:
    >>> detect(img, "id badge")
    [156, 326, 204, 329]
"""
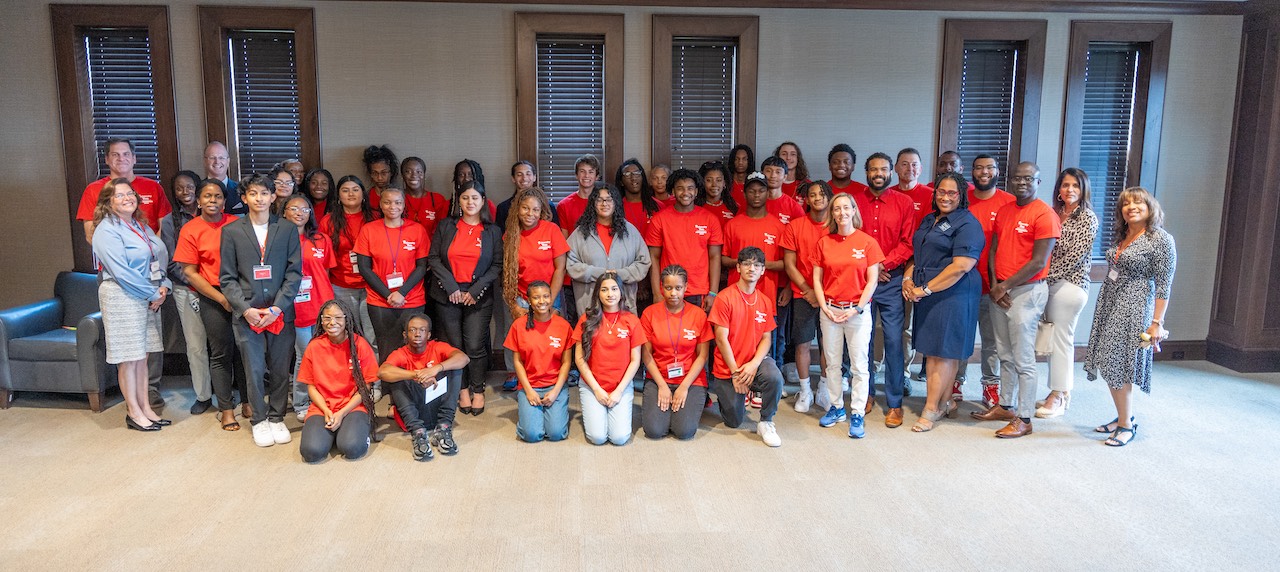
[150, 260, 163, 281]
[253, 264, 272, 280]
[1108, 269, 1119, 282]
[386, 272, 404, 289]
[299, 276, 313, 291]
[294, 290, 311, 303]
[349, 251, 358, 265]
[666, 363, 685, 379]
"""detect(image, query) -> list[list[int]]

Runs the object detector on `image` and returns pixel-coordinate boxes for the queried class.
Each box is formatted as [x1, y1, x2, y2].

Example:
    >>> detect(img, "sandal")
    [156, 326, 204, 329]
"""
[943, 399, 959, 419]
[1104, 424, 1138, 447]
[911, 407, 946, 432]
[1095, 416, 1134, 433]
[220, 411, 240, 431]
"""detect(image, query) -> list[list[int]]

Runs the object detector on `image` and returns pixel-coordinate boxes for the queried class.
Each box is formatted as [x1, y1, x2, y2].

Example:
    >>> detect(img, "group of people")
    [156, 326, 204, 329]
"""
[81, 136, 1176, 463]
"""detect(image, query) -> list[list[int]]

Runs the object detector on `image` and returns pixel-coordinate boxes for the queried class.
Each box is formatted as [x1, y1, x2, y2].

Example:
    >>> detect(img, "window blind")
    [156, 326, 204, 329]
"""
[1079, 42, 1140, 259]
[84, 28, 160, 181]
[228, 30, 301, 177]
[536, 35, 606, 202]
[671, 37, 737, 170]
[957, 40, 1020, 188]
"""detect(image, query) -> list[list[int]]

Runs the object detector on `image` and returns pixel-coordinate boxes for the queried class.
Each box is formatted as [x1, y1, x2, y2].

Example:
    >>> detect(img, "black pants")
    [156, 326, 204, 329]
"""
[388, 370, 461, 431]
[708, 357, 783, 428]
[232, 317, 296, 425]
[197, 292, 248, 411]
[641, 381, 706, 440]
[300, 411, 371, 462]
[434, 296, 493, 395]
[368, 304, 425, 363]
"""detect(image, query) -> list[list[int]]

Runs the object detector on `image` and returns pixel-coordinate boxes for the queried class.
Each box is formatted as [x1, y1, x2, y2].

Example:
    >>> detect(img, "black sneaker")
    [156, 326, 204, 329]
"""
[431, 424, 458, 456]
[411, 429, 434, 461]
[189, 399, 213, 415]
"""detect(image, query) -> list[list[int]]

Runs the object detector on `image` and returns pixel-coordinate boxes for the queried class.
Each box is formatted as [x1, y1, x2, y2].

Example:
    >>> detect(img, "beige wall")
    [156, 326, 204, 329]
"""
[0, 1, 1241, 342]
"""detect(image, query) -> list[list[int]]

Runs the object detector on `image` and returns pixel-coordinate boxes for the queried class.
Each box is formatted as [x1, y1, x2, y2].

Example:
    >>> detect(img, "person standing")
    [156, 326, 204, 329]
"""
[645, 169, 723, 313]
[556, 155, 603, 328]
[354, 187, 430, 364]
[1084, 188, 1176, 447]
[965, 154, 1016, 406]
[566, 184, 652, 317]
[722, 173, 789, 377]
[220, 174, 303, 448]
[203, 141, 244, 214]
[283, 194, 337, 421]
[320, 176, 380, 351]
[401, 156, 451, 237]
[971, 162, 1059, 438]
[160, 170, 214, 415]
[895, 148, 931, 380]
[782, 181, 835, 413]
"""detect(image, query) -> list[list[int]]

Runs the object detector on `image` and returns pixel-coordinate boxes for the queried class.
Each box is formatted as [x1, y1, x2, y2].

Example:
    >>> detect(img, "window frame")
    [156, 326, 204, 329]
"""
[938, 19, 1047, 180]
[650, 15, 759, 169]
[51, 4, 178, 272]
[1059, 20, 1171, 275]
[198, 6, 320, 180]
[515, 12, 625, 181]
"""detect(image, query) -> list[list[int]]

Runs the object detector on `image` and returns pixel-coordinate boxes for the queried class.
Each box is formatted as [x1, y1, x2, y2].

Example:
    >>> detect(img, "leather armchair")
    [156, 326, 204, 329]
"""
[0, 271, 112, 411]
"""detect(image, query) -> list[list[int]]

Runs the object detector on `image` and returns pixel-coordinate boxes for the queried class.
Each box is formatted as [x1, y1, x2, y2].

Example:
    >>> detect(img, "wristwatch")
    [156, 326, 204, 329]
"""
[922, 286, 934, 296]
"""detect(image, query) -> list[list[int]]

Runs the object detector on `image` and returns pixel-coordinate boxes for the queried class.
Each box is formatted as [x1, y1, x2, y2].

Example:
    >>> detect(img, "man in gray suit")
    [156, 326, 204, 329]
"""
[220, 173, 302, 447]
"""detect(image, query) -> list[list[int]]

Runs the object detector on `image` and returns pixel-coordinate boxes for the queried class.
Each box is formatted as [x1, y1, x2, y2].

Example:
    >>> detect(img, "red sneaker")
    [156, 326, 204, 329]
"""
[951, 379, 964, 402]
[982, 384, 1000, 409]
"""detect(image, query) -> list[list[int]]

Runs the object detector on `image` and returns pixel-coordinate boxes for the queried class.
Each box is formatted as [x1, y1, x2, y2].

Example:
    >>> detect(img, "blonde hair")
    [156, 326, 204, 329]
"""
[92, 178, 148, 229]
[826, 192, 862, 233]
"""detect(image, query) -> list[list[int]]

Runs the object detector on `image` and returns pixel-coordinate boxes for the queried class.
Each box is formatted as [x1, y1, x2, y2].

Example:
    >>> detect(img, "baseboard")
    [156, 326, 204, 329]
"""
[1206, 340, 1280, 373]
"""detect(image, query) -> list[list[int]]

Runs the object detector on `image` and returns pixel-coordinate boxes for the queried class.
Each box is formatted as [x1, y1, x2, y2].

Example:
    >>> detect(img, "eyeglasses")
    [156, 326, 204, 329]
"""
[622, 171, 643, 178]
[285, 206, 312, 213]
[275, 179, 296, 187]
[935, 189, 961, 198]
[1009, 175, 1038, 183]
[319, 315, 346, 323]
[738, 261, 765, 269]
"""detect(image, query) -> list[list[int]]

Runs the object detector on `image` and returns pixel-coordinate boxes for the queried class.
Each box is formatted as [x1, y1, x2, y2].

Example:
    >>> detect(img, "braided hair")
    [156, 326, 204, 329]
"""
[524, 280, 552, 330]
[579, 272, 621, 363]
[697, 160, 738, 214]
[311, 299, 378, 442]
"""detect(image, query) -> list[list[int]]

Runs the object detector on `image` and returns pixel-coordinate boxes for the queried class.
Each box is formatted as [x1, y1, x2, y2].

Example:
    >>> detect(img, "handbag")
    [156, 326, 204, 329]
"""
[1035, 320, 1054, 357]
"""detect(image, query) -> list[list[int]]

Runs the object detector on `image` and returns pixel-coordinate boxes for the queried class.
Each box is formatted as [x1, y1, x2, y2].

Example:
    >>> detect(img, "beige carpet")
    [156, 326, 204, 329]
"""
[2, 360, 1277, 570]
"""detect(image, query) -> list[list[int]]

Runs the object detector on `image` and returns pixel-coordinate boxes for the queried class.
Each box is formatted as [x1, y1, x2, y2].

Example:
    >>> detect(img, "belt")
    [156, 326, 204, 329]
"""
[827, 301, 862, 312]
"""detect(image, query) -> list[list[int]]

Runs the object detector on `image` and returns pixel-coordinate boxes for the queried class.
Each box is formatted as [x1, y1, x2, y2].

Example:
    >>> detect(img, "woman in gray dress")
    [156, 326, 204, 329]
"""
[1084, 187, 1176, 447]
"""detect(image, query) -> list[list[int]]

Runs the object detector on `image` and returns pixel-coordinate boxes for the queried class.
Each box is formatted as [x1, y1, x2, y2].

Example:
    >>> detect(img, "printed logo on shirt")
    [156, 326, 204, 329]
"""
[549, 336, 563, 349]
[722, 211, 734, 219]
[938, 221, 952, 232]
[474, 238, 483, 248]
[913, 202, 922, 211]
[1016, 221, 1030, 234]
[403, 240, 417, 251]
[682, 328, 697, 341]
[694, 225, 708, 236]
[537, 240, 552, 251]
[778, 214, 792, 224]
[140, 194, 153, 205]
[311, 247, 325, 259]
[763, 233, 777, 245]
[616, 328, 630, 339]
[990, 211, 999, 222]
[851, 248, 866, 259]
[754, 311, 767, 324]
[425, 210, 437, 221]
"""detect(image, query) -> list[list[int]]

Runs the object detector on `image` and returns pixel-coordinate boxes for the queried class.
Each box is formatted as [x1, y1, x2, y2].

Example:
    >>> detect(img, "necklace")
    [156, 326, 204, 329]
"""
[739, 285, 759, 307]
[604, 311, 621, 334]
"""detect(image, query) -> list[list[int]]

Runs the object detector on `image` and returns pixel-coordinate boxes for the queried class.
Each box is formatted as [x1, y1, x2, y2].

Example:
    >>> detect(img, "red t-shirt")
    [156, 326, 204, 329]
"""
[404, 191, 451, 237]
[384, 339, 462, 385]
[852, 187, 916, 272]
[968, 188, 1016, 292]
[700, 201, 736, 233]
[993, 199, 1061, 283]
[511, 219, 570, 299]
[319, 212, 372, 290]
[294, 232, 338, 328]
[708, 283, 776, 380]
[172, 214, 238, 288]
[596, 223, 615, 254]
[352, 219, 430, 308]
[729, 180, 746, 207]
[811, 230, 886, 305]
[898, 183, 934, 231]
[766, 194, 805, 225]
[830, 180, 870, 197]
[779, 214, 829, 296]
[297, 334, 379, 421]
[644, 206, 724, 296]
[571, 312, 646, 393]
[77, 176, 172, 232]
[722, 213, 788, 302]
[622, 199, 654, 237]
[781, 180, 800, 201]
[447, 220, 485, 282]
[503, 315, 573, 388]
[556, 192, 591, 235]
[640, 303, 713, 387]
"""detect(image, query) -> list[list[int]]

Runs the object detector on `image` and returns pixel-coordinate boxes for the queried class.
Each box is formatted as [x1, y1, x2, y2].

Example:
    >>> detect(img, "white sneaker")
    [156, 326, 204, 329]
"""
[271, 421, 292, 444]
[794, 390, 813, 413]
[815, 380, 832, 411]
[296, 409, 308, 423]
[842, 376, 851, 393]
[757, 421, 782, 447]
[252, 421, 274, 447]
[372, 383, 383, 402]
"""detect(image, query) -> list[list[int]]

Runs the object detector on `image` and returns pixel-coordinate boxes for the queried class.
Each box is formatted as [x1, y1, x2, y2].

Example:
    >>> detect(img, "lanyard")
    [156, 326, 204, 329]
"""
[383, 222, 404, 273]
[124, 220, 155, 261]
[255, 225, 269, 265]
[664, 306, 686, 359]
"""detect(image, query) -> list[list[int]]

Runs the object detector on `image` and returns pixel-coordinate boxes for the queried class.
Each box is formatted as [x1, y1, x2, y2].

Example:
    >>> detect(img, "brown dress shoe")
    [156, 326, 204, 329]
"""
[885, 407, 904, 428]
[970, 403, 1016, 422]
[995, 418, 1033, 438]
[864, 398, 875, 416]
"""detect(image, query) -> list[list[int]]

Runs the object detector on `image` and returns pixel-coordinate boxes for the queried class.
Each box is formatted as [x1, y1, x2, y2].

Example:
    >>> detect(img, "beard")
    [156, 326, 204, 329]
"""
[868, 176, 890, 192]
[973, 174, 998, 192]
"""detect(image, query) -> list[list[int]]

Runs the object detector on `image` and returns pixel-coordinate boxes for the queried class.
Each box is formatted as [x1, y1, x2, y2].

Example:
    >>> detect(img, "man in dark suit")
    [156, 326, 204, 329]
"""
[220, 174, 302, 447]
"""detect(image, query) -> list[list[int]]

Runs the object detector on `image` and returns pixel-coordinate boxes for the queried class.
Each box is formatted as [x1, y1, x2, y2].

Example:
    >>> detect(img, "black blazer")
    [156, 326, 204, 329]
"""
[219, 215, 303, 321]
[427, 217, 503, 305]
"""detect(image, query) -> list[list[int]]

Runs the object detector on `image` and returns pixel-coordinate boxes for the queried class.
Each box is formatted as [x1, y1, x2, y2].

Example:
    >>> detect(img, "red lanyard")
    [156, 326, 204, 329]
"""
[255, 225, 269, 265]
[664, 305, 686, 358]
[124, 220, 155, 261]
[383, 221, 404, 273]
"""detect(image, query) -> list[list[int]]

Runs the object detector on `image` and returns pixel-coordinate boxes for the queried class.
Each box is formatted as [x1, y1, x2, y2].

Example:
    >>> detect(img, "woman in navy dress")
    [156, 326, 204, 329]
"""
[902, 172, 985, 432]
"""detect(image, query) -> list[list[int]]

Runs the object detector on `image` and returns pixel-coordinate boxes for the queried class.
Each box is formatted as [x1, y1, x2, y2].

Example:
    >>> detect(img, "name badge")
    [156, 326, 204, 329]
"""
[1108, 269, 1119, 282]
[299, 276, 313, 292]
[666, 363, 684, 379]
[349, 251, 358, 265]
[294, 290, 311, 303]
[253, 265, 272, 280]
[150, 260, 163, 281]
[386, 272, 404, 289]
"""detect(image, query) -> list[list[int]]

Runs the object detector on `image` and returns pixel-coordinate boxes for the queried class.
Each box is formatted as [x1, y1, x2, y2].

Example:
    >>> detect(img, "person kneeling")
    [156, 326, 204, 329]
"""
[378, 313, 470, 460]
[298, 301, 378, 463]
[709, 247, 784, 447]
[640, 265, 712, 440]
[505, 281, 574, 442]
[573, 272, 646, 446]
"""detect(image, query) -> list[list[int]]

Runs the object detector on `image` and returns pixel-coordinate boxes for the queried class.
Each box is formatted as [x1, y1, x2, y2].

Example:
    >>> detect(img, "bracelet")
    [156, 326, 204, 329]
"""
[269, 306, 282, 316]
[707, 292, 717, 298]
[1151, 318, 1164, 326]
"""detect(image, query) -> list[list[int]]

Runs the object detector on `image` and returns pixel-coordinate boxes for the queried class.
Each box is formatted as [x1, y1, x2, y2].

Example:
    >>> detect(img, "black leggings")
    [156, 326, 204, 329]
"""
[367, 304, 425, 363]
[299, 411, 371, 463]
[434, 296, 493, 395]
[197, 291, 248, 411]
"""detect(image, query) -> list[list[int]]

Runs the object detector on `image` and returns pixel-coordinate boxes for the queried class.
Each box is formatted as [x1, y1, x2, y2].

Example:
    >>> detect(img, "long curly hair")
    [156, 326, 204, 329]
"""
[774, 141, 810, 182]
[502, 186, 556, 311]
[575, 183, 629, 241]
[579, 272, 622, 363]
[615, 158, 660, 216]
[310, 299, 378, 442]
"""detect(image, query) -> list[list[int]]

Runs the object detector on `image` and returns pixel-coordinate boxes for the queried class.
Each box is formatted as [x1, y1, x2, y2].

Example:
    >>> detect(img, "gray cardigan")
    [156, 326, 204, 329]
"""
[565, 221, 651, 316]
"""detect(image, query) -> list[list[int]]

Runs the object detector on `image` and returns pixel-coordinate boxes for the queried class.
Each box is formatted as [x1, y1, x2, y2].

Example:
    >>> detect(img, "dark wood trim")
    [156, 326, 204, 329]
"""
[198, 6, 320, 178]
[1207, 340, 1280, 373]
[351, 0, 1245, 15]
[938, 20, 1046, 173]
[51, 4, 178, 272]
[514, 13, 625, 176]
[1059, 21, 1172, 191]
[651, 15, 759, 168]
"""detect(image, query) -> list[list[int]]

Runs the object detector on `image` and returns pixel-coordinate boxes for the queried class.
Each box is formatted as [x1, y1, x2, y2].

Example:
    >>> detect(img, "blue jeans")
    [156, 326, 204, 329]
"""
[516, 386, 570, 442]
[579, 383, 634, 445]
[866, 272, 906, 408]
[292, 325, 314, 415]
